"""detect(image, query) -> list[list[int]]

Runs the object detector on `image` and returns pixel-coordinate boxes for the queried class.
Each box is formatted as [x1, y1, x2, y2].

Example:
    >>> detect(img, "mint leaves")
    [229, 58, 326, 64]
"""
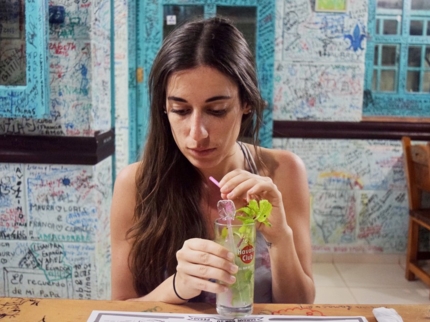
[236, 199, 272, 227]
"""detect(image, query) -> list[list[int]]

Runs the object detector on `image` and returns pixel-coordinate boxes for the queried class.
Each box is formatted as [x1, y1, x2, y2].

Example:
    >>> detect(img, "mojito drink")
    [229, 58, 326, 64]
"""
[214, 218, 256, 318]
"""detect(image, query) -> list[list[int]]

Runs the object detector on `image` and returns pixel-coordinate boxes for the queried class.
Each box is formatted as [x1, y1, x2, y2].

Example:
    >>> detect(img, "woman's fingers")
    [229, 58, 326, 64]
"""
[178, 260, 238, 285]
[219, 170, 281, 204]
[218, 170, 289, 243]
[179, 238, 233, 262]
[175, 239, 238, 295]
[175, 273, 230, 296]
[177, 248, 238, 281]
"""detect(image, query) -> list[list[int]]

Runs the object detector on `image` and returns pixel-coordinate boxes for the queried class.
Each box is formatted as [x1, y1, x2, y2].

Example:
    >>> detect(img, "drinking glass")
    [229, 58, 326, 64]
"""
[214, 218, 256, 318]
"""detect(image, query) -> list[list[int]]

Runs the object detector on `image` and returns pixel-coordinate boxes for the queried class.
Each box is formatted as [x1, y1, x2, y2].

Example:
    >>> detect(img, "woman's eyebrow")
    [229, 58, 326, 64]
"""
[167, 95, 232, 103]
[205, 95, 231, 103]
[167, 96, 187, 102]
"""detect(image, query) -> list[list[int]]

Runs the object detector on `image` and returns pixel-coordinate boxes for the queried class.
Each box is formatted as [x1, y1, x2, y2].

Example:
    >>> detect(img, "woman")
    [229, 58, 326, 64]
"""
[110, 17, 315, 304]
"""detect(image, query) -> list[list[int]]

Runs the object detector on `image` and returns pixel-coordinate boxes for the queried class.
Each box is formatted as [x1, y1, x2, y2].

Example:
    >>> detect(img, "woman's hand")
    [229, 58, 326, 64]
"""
[218, 169, 290, 243]
[174, 238, 239, 300]
[217, 153, 315, 304]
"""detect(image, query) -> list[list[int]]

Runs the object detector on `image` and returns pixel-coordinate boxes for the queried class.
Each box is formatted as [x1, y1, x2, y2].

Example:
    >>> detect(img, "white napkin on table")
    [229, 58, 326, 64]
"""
[372, 307, 403, 322]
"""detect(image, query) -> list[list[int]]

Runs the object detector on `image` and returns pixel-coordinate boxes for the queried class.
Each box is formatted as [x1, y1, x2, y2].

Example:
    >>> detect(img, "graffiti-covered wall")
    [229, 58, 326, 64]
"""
[274, 139, 408, 254]
[0, 0, 112, 300]
[0, 159, 112, 299]
[273, 0, 367, 121]
[113, 0, 129, 172]
[273, 0, 410, 254]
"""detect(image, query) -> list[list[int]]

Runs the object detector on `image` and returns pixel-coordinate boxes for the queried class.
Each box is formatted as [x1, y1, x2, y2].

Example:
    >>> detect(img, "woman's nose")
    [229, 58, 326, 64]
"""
[189, 113, 208, 141]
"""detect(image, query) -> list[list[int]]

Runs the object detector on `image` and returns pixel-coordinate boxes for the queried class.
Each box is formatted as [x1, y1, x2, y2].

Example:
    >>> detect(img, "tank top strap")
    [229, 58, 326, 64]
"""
[237, 141, 258, 175]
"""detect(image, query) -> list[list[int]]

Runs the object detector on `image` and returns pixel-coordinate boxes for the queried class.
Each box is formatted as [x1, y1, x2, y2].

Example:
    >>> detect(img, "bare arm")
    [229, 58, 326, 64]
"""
[110, 163, 140, 300]
[269, 151, 315, 303]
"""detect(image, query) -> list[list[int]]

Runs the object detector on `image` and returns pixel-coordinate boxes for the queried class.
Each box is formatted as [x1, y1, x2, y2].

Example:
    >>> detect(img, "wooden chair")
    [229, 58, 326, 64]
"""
[402, 136, 430, 287]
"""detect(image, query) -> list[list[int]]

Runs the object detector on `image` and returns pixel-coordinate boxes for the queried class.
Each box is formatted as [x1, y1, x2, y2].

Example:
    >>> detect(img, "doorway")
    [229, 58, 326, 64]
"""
[127, 0, 275, 163]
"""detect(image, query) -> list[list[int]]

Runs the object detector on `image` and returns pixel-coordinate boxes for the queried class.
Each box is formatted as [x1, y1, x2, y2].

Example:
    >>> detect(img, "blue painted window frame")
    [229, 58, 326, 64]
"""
[129, 0, 275, 163]
[372, 43, 400, 92]
[406, 44, 430, 92]
[364, 0, 430, 118]
[0, 0, 49, 118]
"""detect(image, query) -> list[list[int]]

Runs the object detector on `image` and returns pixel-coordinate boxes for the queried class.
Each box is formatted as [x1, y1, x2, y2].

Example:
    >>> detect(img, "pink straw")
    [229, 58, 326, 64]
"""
[209, 176, 220, 188]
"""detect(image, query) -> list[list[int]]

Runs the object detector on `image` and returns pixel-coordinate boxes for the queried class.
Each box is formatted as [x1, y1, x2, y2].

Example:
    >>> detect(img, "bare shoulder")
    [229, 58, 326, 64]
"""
[110, 163, 141, 300]
[114, 162, 141, 190]
[259, 147, 310, 221]
[111, 162, 141, 226]
[256, 146, 307, 182]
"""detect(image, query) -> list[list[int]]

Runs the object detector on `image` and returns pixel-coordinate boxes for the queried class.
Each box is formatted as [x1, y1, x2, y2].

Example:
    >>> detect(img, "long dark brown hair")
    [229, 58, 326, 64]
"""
[127, 17, 266, 296]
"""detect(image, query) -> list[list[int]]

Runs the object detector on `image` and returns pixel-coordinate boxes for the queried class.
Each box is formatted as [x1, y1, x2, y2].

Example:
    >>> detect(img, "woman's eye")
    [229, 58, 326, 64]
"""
[171, 109, 189, 115]
[209, 109, 227, 117]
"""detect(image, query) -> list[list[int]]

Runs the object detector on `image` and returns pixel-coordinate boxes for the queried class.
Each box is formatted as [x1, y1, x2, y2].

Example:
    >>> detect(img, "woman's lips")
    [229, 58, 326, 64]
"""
[188, 147, 216, 157]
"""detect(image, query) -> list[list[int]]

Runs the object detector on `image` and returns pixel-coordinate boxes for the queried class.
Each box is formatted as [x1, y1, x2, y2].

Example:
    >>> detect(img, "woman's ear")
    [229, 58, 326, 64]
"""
[243, 104, 252, 115]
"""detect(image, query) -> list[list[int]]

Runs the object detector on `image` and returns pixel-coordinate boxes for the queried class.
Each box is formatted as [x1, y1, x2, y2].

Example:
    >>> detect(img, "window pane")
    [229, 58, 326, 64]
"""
[163, 5, 204, 40]
[374, 45, 379, 65]
[0, 0, 26, 86]
[381, 45, 397, 66]
[408, 46, 422, 67]
[377, 0, 403, 9]
[383, 19, 398, 35]
[216, 6, 256, 57]
[407, 71, 420, 92]
[372, 70, 378, 90]
[427, 21, 430, 36]
[424, 72, 430, 92]
[410, 20, 423, 35]
[380, 70, 396, 91]
[411, 0, 430, 10]
[425, 47, 430, 68]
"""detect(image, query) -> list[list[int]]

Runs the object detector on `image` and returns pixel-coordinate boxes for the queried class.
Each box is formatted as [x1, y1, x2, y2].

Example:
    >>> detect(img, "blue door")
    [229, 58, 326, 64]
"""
[0, 0, 49, 118]
[128, 0, 275, 163]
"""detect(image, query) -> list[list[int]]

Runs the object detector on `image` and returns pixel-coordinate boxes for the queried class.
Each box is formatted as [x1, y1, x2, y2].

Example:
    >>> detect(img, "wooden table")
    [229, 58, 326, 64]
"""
[0, 297, 429, 322]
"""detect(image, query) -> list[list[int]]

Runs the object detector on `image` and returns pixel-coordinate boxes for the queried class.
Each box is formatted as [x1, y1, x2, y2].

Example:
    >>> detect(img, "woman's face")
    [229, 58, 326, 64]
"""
[166, 65, 249, 171]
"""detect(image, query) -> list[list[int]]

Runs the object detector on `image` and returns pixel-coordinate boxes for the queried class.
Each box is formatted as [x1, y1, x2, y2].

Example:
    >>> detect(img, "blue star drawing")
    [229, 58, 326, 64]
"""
[344, 24, 366, 52]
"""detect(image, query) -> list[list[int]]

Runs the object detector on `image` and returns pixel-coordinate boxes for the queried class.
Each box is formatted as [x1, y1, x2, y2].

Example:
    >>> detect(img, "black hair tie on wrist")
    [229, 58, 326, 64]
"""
[173, 272, 191, 301]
